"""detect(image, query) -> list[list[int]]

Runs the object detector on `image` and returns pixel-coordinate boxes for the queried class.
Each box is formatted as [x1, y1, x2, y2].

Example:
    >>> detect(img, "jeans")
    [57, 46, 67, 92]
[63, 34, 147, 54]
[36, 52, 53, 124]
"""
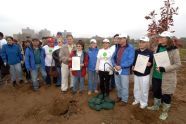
[110, 74, 115, 89]
[9, 63, 23, 82]
[56, 66, 61, 86]
[88, 70, 98, 91]
[73, 76, 84, 92]
[31, 64, 47, 89]
[115, 74, 129, 103]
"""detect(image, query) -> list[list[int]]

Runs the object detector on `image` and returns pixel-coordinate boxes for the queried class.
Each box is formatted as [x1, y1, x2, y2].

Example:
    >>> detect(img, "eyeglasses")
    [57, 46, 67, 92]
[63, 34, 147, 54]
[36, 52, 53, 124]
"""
[76, 45, 82, 47]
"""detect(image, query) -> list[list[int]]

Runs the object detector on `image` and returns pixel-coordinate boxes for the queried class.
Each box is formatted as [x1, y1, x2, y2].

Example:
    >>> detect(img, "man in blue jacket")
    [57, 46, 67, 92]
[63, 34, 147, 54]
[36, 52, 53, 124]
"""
[1, 36, 23, 86]
[111, 33, 135, 105]
[25, 38, 47, 91]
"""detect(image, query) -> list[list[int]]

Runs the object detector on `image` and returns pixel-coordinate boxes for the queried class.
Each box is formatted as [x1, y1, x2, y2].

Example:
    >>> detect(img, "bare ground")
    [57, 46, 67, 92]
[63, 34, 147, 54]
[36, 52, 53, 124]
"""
[0, 62, 186, 124]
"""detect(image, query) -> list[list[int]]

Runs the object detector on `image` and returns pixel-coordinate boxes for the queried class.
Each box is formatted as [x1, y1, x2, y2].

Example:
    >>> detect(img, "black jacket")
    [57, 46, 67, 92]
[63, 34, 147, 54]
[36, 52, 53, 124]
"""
[52, 49, 61, 67]
[133, 49, 153, 76]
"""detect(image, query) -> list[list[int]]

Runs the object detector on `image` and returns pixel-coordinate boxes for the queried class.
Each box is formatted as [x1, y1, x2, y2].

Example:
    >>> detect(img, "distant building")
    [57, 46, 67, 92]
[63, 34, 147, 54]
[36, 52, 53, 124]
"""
[39, 29, 51, 39]
[61, 30, 72, 38]
[22, 27, 35, 37]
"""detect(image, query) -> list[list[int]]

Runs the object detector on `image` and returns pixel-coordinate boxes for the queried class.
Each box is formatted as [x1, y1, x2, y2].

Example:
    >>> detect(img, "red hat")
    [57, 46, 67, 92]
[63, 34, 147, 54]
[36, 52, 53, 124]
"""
[47, 37, 54, 43]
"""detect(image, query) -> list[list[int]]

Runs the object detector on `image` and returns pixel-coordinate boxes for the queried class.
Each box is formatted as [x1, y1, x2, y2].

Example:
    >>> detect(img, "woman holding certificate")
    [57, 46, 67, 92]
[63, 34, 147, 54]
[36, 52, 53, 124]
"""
[68, 40, 88, 94]
[147, 31, 181, 120]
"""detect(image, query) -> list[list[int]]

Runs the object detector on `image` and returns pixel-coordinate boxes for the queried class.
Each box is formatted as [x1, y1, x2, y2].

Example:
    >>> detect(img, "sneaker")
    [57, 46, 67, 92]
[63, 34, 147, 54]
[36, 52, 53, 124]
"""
[33, 88, 39, 92]
[94, 90, 99, 94]
[61, 90, 67, 94]
[19, 80, 24, 84]
[119, 101, 127, 106]
[13, 81, 17, 87]
[88, 91, 92, 95]
[115, 97, 122, 103]
[140, 105, 147, 109]
[132, 101, 139, 105]
[72, 91, 77, 95]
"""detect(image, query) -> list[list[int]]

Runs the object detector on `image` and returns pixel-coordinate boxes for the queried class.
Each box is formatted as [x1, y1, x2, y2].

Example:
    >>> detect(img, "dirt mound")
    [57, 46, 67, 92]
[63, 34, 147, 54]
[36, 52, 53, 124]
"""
[49, 96, 80, 119]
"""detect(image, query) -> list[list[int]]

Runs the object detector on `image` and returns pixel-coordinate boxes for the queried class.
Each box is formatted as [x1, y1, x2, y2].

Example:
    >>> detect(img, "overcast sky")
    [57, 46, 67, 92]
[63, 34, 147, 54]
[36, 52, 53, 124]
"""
[0, 0, 186, 38]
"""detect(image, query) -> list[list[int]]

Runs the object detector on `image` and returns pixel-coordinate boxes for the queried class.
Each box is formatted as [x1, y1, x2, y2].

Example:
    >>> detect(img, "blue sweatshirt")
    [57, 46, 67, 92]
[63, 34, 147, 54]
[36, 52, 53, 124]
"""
[112, 44, 135, 75]
[1, 44, 22, 65]
[25, 47, 46, 71]
[87, 47, 99, 71]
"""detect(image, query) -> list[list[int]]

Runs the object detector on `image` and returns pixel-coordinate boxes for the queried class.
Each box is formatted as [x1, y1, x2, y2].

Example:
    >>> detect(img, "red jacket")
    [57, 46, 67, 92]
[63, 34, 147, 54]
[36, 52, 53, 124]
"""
[69, 50, 88, 77]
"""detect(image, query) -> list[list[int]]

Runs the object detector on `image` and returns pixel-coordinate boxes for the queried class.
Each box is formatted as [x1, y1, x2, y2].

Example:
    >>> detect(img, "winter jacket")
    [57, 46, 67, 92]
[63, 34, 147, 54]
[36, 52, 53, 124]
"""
[87, 47, 99, 71]
[52, 48, 61, 67]
[1, 44, 22, 65]
[153, 45, 181, 94]
[112, 44, 135, 75]
[68, 50, 88, 77]
[25, 47, 46, 71]
[59, 44, 76, 65]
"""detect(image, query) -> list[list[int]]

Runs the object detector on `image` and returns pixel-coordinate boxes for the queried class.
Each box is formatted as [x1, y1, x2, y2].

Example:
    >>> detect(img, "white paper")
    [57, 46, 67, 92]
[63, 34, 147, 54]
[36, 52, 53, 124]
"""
[114, 68, 122, 75]
[134, 54, 149, 74]
[72, 57, 80, 71]
[154, 51, 170, 67]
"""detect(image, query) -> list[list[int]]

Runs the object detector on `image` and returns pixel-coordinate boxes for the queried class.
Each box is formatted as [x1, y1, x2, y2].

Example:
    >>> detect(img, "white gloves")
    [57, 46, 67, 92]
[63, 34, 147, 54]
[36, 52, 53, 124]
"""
[4, 62, 6, 66]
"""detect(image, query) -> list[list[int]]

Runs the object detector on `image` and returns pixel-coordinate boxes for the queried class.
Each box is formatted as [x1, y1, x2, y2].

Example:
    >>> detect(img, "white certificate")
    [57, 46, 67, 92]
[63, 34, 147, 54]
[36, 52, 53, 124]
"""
[154, 51, 170, 67]
[72, 57, 80, 71]
[134, 54, 149, 74]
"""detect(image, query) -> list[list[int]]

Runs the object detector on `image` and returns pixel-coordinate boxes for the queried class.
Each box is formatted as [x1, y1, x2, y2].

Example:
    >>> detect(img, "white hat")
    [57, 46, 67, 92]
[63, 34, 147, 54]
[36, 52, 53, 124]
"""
[118, 33, 128, 38]
[103, 38, 110, 43]
[90, 39, 97, 43]
[160, 31, 173, 38]
[139, 36, 150, 42]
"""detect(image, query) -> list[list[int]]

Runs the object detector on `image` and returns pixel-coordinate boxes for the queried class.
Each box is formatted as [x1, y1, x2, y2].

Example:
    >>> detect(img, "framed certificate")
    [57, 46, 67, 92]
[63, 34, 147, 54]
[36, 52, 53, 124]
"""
[134, 54, 149, 74]
[154, 51, 170, 67]
[72, 57, 80, 71]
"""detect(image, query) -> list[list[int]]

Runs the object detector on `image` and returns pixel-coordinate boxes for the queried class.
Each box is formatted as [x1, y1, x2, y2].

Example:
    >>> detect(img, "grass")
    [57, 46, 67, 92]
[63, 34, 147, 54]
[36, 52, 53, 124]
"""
[179, 48, 186, 61]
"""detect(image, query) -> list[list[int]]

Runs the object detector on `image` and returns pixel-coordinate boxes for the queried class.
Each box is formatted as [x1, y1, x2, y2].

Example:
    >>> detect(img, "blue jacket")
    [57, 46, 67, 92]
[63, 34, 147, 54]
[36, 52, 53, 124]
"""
[25, 47, 46, 71]
[1, 44, 22, 65]
[111, 44, 135, 75]
[87, 47, 99, 71]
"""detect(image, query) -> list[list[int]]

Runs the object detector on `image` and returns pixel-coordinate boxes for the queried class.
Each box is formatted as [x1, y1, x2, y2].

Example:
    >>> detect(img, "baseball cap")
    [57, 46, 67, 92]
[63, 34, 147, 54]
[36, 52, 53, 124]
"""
[47, 37, 55, 43]
[118, 33, 128, 38]
[139, 36, 150, 42]
[103, 39, 110, 43]
[159, 31, 173, 38]
[90, 39, 97, 43]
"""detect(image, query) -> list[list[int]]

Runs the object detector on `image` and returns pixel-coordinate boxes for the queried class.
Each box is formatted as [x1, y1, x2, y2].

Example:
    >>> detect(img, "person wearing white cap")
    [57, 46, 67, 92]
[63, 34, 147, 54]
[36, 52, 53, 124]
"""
[87, 39, 99, 95]
[147, 31, 181, 120]
[96, 38, 113, 97]
[111, 33, 135, 105]
[132, 36, 153, 109]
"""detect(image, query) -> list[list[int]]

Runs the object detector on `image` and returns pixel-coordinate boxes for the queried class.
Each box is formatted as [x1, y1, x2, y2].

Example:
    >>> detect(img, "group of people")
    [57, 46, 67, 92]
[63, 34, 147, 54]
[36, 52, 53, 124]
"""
[0, 31, 181, 120]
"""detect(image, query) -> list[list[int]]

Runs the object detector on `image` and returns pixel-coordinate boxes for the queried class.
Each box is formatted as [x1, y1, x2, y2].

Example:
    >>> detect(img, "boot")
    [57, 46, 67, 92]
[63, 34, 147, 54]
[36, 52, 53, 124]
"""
[147, 98, 161, 111]
[159, 103, 171, 120]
